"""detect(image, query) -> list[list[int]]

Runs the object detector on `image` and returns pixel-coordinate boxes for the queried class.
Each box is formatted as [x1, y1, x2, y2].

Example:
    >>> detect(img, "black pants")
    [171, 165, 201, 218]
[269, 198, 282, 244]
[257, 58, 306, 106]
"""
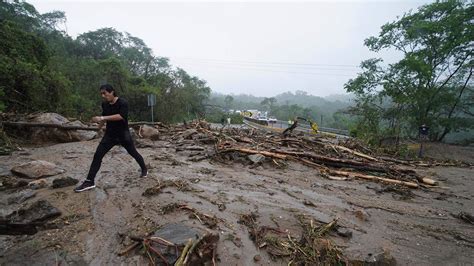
[86, 131, 146, 182]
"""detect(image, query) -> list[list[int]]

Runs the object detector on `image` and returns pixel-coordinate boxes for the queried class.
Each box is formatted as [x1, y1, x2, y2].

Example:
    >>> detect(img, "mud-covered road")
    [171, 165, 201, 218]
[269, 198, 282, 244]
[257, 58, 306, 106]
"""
[1, 137, 473, 265]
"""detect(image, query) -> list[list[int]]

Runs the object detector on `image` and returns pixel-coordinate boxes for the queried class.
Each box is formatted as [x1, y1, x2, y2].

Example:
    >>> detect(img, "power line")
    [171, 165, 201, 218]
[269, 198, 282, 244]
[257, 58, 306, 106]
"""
[173, 63, 356, 77]
[167, 56, 360, 69]
[171, 59, 360, 72]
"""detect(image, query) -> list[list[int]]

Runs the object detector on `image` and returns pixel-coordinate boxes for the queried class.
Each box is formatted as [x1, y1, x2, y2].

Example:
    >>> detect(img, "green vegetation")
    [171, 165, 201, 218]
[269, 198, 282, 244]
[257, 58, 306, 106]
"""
[1, 1, 471, 144]
[0, 1, 209, 123]
[345, 1, 473, 144]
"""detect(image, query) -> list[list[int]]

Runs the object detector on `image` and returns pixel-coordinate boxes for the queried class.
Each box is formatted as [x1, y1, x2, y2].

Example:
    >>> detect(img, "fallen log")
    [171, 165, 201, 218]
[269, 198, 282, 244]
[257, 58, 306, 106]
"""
[328, 169, 419, 188]
[2, 121, 168, 131]
[219, 147, 287, 160]
[1, 121, 100, 131]
[268, 150, 389, 173]
[221, 146, 426, 179]
[418, 177, 438, 186]
[333, 145, 379, 162]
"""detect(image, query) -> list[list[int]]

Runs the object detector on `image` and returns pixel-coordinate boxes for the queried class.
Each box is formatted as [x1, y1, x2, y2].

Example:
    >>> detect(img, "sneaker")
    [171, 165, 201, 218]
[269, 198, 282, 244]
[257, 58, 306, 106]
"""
[140, 169, 148, 178]
[74, 180, 96, 192]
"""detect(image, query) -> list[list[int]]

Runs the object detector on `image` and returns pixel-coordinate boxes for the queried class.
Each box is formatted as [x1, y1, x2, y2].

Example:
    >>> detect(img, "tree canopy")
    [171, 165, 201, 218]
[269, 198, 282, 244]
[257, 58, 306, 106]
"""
[0, 0, 210, 123]
[345, 1, 473, 142]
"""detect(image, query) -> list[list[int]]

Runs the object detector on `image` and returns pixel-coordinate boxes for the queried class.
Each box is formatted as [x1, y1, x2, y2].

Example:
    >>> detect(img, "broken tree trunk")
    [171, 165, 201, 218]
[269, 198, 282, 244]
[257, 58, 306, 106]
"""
[1, 121, 167, 131]
[332, 145, 379, 162]
[265, 149, 389, 172]
[219, 147, 287, 160]
[1, 121, 100, 131]
[328, 169, 419, 188]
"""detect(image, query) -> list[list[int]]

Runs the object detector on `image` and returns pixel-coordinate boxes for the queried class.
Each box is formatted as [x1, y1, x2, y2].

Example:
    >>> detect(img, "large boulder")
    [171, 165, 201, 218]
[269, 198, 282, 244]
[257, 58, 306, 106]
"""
[138, 125, 160, 140]
[7, 200, 61, 223]
[6, 189, 36, 205]
[51, 176, 78, 188]
[65, 120, 97, 141]
[27, 113, 96, 143]
[11, 160, 65, 179]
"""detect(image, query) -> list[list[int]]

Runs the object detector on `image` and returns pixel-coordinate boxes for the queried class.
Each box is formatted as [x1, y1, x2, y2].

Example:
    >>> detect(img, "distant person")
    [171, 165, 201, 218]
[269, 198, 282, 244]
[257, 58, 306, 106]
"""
[74, 84, 148, 192]
[227, 117, 231, 125]
[419, 124, 429, 139]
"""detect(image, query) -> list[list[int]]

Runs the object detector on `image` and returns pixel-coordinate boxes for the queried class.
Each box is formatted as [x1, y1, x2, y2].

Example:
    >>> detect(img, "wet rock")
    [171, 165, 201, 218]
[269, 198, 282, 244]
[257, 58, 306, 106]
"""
[0, 166, 11, 176]
[11, 160, 65, 179]
[218, 202, 226, 211]
[354, 209, 369, 221]
[7, 200, 61, 223]
[1, 248, 87, 265]
[454, 211, 474, 224]
[28, 178, 48, 190]
[336, 227, 353, 238]
[52, 176, 79, 188]
[253, 254, 262, 262]
[0, 176, 28, 190]
[248, 154, 266, 164]
[148, 223, 202, 265]
[137, 125, 160, 140]
[27, 113, 96, 143]
[354, 251, 396, 265]
[303, 199, 317, 207]
[6, 189, 36, 204]
[66, 120, 97, 141]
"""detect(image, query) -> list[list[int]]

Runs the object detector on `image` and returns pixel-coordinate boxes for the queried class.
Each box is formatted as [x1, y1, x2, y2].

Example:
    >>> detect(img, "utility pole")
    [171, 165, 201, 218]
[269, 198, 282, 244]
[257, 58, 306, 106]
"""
[147, 94, 156, 122]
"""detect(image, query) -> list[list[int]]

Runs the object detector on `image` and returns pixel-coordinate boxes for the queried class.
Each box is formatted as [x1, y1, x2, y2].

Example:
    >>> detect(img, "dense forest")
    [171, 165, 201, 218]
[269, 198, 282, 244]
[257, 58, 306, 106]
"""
[0, 1, 210, 123]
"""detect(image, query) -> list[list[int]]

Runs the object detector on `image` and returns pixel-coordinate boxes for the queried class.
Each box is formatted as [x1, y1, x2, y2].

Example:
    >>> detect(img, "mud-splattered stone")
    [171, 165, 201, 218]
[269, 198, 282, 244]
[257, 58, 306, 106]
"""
[354, 209, 369, 221]
[353, 251, 397, 265]
[52, 176, 78, 188]
[151, 223, 202, 265]
[248, 154, 266, 164]
[11, 160, 65, 179]
[0, 176, 28, 190]
[253, 254, 262, 261]
[0, 248, 87, 265]
[137, 125, 160, 140]
[27, 112, 96, 142]
[336, 228, 353, 238]
[6, 189, 36, 204]
[7, 200, 61, 223]
[28, 178, 48, 190]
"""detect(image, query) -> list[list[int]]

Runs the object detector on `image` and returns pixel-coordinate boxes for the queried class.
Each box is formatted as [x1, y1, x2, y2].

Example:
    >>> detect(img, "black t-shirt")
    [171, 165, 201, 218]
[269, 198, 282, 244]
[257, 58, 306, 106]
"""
[101, 98, 129, 136]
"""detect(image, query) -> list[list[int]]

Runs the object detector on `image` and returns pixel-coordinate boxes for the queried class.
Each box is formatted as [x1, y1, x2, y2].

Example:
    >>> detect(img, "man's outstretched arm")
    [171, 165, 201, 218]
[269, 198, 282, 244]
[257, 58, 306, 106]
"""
[92, 114, 124, 123]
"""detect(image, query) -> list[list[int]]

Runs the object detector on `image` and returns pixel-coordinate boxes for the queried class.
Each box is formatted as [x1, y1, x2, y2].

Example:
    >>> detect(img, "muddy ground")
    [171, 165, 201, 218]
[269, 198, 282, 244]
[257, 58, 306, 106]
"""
[0, 136, 473, 265]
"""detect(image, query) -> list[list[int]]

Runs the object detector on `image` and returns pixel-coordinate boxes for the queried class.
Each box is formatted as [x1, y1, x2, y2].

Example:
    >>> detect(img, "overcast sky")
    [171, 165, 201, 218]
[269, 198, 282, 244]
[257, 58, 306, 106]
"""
[31, 0, 433, 97]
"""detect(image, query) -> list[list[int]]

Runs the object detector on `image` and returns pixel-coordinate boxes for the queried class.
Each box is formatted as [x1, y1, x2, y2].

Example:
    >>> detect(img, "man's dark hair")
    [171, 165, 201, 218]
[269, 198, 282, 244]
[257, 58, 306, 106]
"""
[99, 84, 117, 96]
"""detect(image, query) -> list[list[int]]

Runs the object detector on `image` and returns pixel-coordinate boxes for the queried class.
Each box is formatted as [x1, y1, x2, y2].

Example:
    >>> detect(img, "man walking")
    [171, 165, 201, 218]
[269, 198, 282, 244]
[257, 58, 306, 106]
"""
[74, 84, 148, 192]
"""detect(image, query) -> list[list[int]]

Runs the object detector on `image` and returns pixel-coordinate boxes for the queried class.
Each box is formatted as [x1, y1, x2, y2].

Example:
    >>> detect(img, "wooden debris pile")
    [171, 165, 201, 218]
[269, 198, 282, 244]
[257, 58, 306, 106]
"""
[238, 212, 346, 264]
[119, 232, 219, 265]
[144, 119, 442, 189]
